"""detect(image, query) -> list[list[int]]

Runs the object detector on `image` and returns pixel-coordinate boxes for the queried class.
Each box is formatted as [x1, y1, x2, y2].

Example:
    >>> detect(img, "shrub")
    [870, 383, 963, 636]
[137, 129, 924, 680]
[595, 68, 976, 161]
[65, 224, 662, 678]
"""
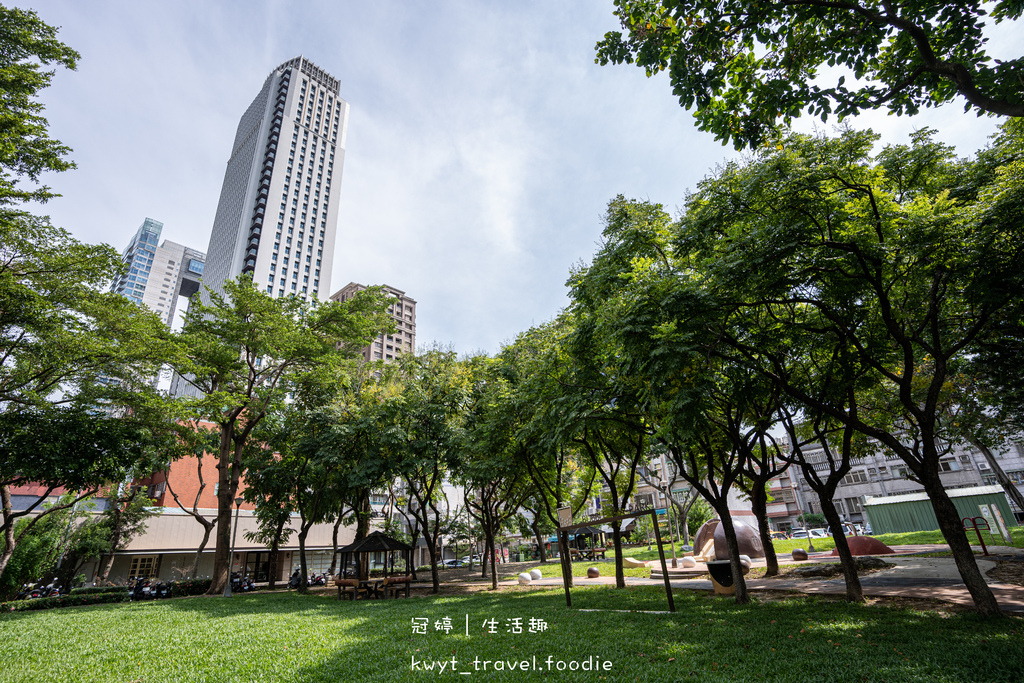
[70, 586, 130, 596]
[1, 592, 128, 612]
[169, 578, 211, 596]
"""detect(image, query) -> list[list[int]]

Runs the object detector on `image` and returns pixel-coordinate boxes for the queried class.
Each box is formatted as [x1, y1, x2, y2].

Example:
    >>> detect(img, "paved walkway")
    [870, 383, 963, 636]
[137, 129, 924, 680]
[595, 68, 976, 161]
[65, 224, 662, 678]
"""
[501, 545, 1024, 614]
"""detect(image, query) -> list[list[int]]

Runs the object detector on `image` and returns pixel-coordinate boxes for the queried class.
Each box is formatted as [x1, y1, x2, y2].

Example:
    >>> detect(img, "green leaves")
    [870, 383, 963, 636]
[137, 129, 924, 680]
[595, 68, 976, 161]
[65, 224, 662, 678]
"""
[596, 0, 1024, 149]
[0, 5, 79, 205]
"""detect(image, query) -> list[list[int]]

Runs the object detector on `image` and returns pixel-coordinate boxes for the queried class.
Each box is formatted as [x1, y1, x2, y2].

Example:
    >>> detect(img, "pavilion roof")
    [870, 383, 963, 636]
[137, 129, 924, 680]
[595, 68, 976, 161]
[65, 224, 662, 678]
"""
[337, 530, 413, 554]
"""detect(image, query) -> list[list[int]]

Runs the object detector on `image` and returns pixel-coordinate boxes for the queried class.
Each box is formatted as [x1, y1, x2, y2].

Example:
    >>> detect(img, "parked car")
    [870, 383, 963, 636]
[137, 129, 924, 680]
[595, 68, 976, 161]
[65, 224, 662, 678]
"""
[808, 528, 829, 538]
[443, 559, 464, 568]
[769, 530, 789, 540]
[460, 555, 481, 564]
[790, 528, 809, 539]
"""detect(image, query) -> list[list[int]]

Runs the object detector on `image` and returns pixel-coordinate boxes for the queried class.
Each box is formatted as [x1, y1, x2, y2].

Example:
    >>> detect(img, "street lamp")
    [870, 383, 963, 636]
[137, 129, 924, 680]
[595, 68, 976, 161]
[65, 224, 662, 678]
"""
[223, 496, 245, 597]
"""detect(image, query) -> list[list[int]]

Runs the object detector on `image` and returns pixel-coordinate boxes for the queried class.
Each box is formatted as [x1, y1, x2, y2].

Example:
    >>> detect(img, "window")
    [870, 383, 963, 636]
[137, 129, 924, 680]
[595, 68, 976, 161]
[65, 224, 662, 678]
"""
[128, 556, 158, 578]
[774, 488, 796, 503]
[841, 470, 869, 485]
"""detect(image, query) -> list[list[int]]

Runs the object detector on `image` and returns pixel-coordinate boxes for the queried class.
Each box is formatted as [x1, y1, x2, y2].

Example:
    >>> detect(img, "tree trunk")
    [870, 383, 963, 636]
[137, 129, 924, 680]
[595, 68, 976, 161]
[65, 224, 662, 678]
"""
[208, 431, 239, 595]
[531, 518, 547, 563]
[267, 521, 283, 589]
[327, 516, 344, 573]
[717, 511, 749, 605]
[611, 521, 625, 589]
[297, 525, 310, 594]
[0, 485, 16, 580]
[191, 522, 214, 579]
[356, 491, 371, 540]
[98, 490, 137, 582]
[922, 471, 1002, 616]
[971, 439, 1024, 516]
[819, 495, 863, 602]
[489, 523, 499, 590]
[427, 535, 440, 594]
[748, 486, 779, 577]
[481, 534, 492, 579]
[679, 495, 698, 545]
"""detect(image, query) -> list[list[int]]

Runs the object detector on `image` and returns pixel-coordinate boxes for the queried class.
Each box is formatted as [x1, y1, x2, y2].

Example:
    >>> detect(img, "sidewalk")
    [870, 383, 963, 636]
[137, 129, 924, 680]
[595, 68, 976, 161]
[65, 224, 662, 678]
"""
[504, 545, 1024, 614]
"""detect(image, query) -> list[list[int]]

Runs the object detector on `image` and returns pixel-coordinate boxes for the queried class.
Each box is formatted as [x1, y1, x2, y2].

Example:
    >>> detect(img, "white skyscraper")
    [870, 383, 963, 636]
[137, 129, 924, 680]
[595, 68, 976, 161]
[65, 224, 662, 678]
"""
[109, 217, 206, 327]
[202, 57, 348, 301]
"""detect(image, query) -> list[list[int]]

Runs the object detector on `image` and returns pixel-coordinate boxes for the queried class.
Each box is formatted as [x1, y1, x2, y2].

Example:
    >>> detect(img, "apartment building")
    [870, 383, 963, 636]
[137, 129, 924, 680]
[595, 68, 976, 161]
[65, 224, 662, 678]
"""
[330, 282, 416, 362]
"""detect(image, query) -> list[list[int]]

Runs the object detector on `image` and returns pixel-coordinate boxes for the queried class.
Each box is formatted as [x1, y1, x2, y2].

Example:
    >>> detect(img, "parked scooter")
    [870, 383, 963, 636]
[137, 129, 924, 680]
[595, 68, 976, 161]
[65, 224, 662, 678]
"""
[288, 570, 303, 589]
[308, 572, 326, 587]
[230, 572, 255, 592]
[14, 583, 37, 600]
[21, 581, 60, 599]
[130, 577, 157, 601]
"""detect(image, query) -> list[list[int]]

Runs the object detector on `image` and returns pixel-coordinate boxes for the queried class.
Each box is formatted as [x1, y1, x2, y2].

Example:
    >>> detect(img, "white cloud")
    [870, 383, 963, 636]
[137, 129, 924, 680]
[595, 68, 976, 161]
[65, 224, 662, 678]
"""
[22, 0, 1016, 354]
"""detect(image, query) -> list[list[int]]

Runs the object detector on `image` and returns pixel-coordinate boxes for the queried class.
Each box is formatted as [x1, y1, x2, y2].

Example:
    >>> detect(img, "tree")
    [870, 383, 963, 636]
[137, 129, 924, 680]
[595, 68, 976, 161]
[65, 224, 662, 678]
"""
[595, 0, 1024, 149]
[0, 5, 79, 205]
[164, 423, 221, 579]
[933, 363, 1024, 514]
[781, 410, 868, 602]
[389, 349, 472, 593]
[0, 4, 185, 587]
[460, 357, 531, 589]
[502, 323, 597, 583]
[171, 276, 389, 594]
[796, 512, 827, 529]
[0, 408, 172, 582]
[93, 485, 157, 583]
[671, 125, 1024, 615]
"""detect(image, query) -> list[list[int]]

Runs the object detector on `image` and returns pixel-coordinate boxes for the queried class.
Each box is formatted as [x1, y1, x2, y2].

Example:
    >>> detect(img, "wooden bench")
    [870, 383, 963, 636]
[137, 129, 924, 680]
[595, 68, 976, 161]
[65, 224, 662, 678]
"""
[335, 578, 361, 601]
[381, 575, 413, 599]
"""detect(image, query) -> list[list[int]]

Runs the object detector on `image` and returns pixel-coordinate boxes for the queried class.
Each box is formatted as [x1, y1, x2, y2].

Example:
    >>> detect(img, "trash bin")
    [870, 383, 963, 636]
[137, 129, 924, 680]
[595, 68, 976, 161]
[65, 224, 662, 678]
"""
[706, 560, 736, 596]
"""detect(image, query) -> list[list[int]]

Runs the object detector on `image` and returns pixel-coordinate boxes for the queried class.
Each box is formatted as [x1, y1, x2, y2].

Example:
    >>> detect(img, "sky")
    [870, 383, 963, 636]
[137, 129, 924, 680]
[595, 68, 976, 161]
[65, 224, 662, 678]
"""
[23, 1, 1017, 356]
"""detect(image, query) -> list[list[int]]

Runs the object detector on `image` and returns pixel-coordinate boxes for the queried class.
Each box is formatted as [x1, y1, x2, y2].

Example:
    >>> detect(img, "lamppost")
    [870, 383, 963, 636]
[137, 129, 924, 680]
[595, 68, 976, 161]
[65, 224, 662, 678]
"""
[223, 496, 244, 597]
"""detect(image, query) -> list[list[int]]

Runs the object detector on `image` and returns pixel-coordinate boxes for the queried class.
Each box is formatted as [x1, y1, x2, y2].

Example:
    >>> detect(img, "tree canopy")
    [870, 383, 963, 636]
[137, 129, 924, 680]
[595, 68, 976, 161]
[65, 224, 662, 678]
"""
[595, 0, 1024, 148]
[0, 4, 79, 205]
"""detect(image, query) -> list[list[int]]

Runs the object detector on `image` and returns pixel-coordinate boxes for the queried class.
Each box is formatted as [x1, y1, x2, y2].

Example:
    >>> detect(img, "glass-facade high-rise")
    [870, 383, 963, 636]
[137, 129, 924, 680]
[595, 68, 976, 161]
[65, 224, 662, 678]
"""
[109, 218, 206, 327]
[110, 218, 163, 306]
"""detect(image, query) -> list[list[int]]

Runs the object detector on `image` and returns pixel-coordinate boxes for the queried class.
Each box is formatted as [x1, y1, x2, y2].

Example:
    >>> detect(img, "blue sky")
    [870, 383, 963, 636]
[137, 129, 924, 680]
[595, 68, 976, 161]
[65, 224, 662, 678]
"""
[25, 1, 1015, 355]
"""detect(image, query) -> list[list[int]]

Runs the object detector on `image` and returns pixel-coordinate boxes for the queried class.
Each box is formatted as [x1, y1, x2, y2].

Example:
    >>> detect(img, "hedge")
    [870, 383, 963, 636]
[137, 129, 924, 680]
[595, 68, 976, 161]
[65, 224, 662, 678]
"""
[69, 586, 130, 596]
[170, 578, 211, 596]
[1, 592, 128, 613]
[1, 578, 213, 612]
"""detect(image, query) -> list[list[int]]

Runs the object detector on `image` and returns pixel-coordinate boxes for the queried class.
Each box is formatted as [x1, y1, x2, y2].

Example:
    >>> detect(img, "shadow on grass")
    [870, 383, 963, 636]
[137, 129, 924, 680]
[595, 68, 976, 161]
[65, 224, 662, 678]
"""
[288, 587, 1024, 683]
[1, 586, 1021, 682]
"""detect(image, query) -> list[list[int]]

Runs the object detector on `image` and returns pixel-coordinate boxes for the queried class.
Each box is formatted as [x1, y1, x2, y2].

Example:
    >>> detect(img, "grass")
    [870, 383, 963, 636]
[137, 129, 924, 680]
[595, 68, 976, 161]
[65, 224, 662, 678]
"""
[1, 587, 1021, 682]
[532, 560, 651, 579]
[611, 526, 1024, 563]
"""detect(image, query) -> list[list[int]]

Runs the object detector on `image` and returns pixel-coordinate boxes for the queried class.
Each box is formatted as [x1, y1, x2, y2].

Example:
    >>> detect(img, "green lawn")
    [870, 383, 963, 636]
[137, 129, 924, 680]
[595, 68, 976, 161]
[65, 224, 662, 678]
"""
[1, 588, 1021, 682]
[532, 559, 651, 579]
[610, 525, 1024, 563]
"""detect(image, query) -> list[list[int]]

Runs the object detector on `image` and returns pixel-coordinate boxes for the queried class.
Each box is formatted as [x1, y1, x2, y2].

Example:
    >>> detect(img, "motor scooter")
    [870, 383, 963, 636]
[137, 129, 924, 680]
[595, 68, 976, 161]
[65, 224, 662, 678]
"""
[130, 577, 156, 601]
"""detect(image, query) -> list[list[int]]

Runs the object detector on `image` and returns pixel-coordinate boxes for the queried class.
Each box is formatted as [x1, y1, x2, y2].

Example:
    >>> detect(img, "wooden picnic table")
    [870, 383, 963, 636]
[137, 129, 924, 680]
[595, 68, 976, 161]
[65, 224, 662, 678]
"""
[569, 548, 607, 562]
[358, 579, 384, 599]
